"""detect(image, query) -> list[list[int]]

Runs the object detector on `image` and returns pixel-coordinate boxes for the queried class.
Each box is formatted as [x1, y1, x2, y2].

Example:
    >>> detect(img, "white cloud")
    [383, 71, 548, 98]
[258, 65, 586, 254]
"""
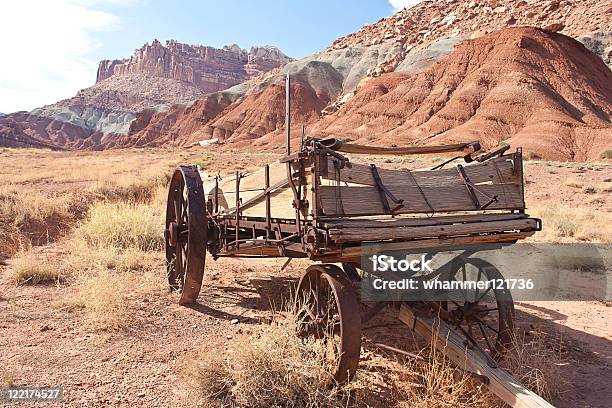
[389, 0, 422, 11]
[0, 0, 122, 113]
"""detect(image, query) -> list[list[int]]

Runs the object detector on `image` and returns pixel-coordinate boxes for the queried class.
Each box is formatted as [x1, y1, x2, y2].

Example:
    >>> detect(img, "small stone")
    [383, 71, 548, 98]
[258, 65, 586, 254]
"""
[230, 318, 239, 324]
[543, 22, 565, 32]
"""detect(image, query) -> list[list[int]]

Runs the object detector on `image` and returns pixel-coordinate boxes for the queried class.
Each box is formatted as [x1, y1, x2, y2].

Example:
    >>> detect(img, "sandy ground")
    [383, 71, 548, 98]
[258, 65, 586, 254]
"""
[0, 148, 611, 407]
[1, 253, 611, 407]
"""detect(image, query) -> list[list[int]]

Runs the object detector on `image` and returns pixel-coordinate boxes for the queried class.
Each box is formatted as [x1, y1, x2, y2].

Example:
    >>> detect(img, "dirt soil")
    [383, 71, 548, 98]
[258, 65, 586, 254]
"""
[0, 148, 611, 407]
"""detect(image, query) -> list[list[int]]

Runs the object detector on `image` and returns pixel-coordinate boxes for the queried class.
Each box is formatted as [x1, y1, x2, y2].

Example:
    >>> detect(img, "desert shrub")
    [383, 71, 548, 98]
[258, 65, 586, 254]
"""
[12, 253, 63, 284]
[73, 268, 131, 330]
[398, 344, 490, 408]
[0, 187, 84, 258]
[74, 202, 163, 251]
[529, 204, 612, 243]
[63, 238, 162, 276]
[0, 221, 22, 260]
[502, 331, 566, 403]
[600, 150, 612, 159]
[526, 151, 542, 160]
[90, 173, 170, 204]
[188, 313, 357, 407]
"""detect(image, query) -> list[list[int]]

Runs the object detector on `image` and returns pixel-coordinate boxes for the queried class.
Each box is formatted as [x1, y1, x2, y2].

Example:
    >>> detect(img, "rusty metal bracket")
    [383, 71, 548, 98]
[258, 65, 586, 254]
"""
[456, 164, 481, 209]
[457, 164, 498, 210]
[369, 164, 404, 214]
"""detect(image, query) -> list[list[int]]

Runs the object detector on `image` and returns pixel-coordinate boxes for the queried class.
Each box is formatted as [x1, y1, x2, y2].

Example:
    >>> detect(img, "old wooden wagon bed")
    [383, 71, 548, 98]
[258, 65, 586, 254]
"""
[163, 76, 548, 407]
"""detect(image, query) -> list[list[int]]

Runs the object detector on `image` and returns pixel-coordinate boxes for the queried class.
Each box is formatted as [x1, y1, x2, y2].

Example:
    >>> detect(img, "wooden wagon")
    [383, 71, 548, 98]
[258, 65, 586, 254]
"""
[164, 76, 548, 407]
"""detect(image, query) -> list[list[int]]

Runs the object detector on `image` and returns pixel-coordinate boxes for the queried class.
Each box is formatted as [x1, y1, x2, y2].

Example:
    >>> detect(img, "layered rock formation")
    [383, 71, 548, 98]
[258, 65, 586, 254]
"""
[0, 41, 290, 149]
[96, 40, 291, 93]
[126, 0, 610, 159]
[2, 0, 610, 158]
[313, 27, 612, 161]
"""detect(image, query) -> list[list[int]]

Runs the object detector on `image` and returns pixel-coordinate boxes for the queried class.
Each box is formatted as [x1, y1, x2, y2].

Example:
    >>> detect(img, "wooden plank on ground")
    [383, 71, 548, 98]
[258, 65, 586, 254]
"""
[398, 304, 555, 408]
[328, 219, 538, 242]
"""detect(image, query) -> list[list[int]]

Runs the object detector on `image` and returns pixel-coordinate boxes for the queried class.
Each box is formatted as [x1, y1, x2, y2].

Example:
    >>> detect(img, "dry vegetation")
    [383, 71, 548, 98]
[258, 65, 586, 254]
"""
[187, 311, 496, 408]
[502, 331, 566, 403]
[188, 313, 352, 407]
[0, 147, 607, 407]
[529, 205, 612, 243]
[11, 252, 64, 284]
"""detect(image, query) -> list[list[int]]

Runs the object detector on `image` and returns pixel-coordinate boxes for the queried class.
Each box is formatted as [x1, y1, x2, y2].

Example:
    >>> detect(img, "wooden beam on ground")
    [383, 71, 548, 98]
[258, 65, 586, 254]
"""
[398, 304, 555, 408]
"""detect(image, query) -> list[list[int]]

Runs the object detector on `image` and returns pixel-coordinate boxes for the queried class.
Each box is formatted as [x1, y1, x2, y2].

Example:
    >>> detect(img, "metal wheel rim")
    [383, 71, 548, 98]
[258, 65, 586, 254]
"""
[165, 166, 207, 305]
[295, 264, 362, 383]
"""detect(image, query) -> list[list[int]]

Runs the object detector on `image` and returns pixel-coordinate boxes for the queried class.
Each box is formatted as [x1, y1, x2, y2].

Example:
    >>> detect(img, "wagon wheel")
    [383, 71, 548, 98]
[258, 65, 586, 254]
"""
[438, 258, 514, 361]
[295, 264, 362, 383]
[165, 165, 207, 305]
[341, 263, 362, 282]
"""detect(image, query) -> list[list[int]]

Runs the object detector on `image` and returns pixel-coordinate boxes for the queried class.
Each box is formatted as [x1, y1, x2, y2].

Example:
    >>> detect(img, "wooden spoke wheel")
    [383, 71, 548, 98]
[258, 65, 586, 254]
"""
[295, 264, 362, 383]
[439, 258, 514, 360]
[165, 165, 207, 305]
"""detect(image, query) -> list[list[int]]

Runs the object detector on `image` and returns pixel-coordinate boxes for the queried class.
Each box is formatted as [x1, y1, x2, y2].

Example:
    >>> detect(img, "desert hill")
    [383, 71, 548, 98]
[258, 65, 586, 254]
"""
[312, 27, 612, 160]
[1, 0, 610, 157]
[0, 41, 290, 149]
[125, 0, 611, 159]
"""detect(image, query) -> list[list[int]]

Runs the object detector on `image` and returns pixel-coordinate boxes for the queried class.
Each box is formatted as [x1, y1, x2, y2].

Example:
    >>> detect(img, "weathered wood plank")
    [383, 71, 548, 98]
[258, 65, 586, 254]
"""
[320, 183, 524, 216]
[322, 155, 517, 187]
[398, 305, 555, 408]
[205, 161, 302, 220]
[316, 232, 535, 263]
[321, 213, 527, 229]
[328, 219, 538, 242]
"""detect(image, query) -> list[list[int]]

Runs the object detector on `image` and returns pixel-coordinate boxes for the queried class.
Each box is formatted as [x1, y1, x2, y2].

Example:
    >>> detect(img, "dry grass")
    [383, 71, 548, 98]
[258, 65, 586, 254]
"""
[89, 172, 170, 204]
[63, 202, 165, 330]
[74, 202, 164, 251]
[73, 268, 132, 330]
[501, 331, 566, 403]
[187, 308, 495, 408]
[0, 369, 14, 387]
[188, 312, 359, 408]
[12, 252, 64, 285]
[393, 333, 490, 408]
[0, 186, 83, 258]
[529, 204, 612, 243]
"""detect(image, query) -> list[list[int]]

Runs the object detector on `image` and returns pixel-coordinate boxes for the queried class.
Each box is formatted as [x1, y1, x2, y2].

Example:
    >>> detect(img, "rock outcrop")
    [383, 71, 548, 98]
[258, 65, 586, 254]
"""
[2, 0, 610, 157]
[96, 40, 292, 93]
[312, 27, 612, 161]
[0, 41, 291, 149]
[126, 0, 610, 158]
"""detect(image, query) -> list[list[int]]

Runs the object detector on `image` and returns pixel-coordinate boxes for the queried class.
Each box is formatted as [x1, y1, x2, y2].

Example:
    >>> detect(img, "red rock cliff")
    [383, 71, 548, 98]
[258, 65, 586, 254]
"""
[96, 40, 292, 93]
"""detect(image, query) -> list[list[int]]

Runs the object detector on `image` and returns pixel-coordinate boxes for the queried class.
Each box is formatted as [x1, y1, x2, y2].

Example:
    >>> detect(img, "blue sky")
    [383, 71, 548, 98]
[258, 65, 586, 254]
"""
[0, 0, 419, 113]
